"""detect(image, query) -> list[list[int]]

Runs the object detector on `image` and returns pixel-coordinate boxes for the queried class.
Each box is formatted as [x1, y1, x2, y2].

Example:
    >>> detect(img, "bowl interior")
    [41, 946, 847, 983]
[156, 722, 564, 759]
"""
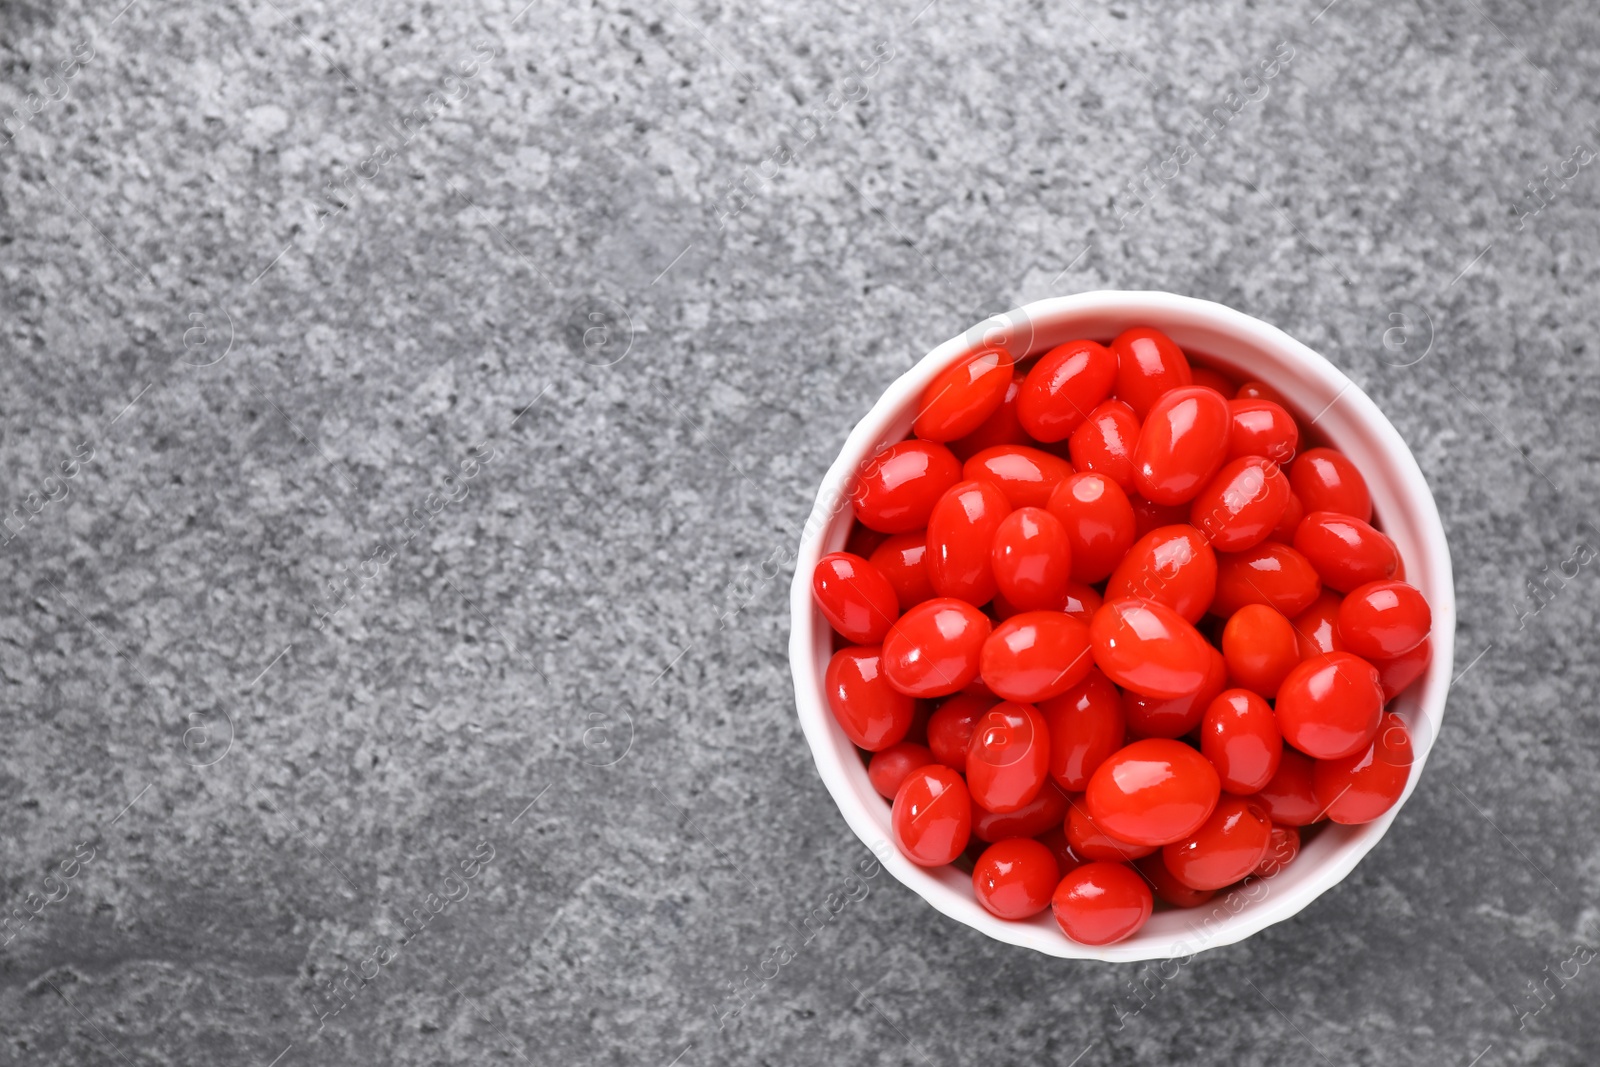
[789, 292, 1455, 962]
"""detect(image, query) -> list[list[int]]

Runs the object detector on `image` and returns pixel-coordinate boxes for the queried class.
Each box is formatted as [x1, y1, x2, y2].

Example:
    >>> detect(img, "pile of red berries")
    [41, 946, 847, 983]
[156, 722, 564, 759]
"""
[811, 327, 1432, 946]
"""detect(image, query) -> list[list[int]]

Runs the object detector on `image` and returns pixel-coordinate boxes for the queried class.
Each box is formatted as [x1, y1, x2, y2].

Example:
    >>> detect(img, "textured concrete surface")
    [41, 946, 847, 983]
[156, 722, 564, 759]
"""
[1, 0, 1598, 1064]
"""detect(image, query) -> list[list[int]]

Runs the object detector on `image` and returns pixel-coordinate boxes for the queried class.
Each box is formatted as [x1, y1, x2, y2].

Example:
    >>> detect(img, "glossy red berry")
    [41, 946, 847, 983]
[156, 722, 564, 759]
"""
[914, 348, 1016, 442]
[868, 741, 935, 799]
[1275, 651, 1384, 760]
[892, 766, 972, 866]
[1372, 637, 1432, 701]
[991, 507, 1074, 611]
[1292, 511, 1401, 592]
[925, 690, 996, 773]
[1090, 598, 1213, 699]
[1253, 824, 1301, 877]
[1253, 749, 1322, 827]
[949, 373, 1028, 460]
[1220, 604, 1299, 698]
[1226, 397, 1299, 464]
[1017, 339, 1119, 442]
[812, 552, 900, 643]
[1289, 448, 1372, 522]
[1065, 800, 1156, 861]
[926, 479, 1011, 604]
[1046, 473, 1137, 584]
[1122, 646, 1225, 739]
[853, 440, 963, 533]
[1041, 669, 1125, 792]
[1189, 457, 1290, 552]
[1312, 712, 1414, 824]
[1189, 365, 1236, 397]
[971, 781, 1070, 842]
[1135, 853, 1217, 908]
[880, 598, 992, 697]
[1111, 327, 1193, 418]
[1290, 590, 1345, 660]
[1085, 738, 1221, 847]
[980, 611, 1095, 703]
[1200, 689, 1283, 794]
[966, 701, 1051, 813]
[1132, 387, 1231, 506]
[1162, 795, 1271, 891]
[972, 838, 1059, 919]
[1267, 490, 1304, 544]
[1234, 380, 1291, 407]
[825, 646, 915, 751]
[1211, 542, 1322, 618]
[868, 532, 936, 612]
[1068, 399, 1140, 490]
[963, 444, 1074, 509]
[1051, 861, 1153, 945]
[1336, 580, 1431, 660]
[1104, 524, 1217, 624]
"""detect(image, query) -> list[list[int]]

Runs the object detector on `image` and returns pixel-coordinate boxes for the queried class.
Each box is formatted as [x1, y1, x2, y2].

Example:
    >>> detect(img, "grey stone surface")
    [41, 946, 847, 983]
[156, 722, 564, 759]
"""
[1, 0, 1597, 1063]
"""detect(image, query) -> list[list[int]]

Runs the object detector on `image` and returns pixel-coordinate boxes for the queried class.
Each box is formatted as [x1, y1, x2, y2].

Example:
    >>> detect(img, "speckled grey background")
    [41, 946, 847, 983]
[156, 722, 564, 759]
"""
[1, 0, 1597, 1063]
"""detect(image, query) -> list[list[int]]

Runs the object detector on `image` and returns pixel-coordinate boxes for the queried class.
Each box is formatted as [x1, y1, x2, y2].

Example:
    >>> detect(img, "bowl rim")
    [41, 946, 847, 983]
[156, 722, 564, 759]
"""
[787, 290, 1456, 962]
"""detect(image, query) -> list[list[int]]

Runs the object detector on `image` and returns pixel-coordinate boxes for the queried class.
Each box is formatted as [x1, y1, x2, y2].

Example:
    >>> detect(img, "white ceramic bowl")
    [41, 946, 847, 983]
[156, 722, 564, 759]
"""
[788, 291, 1455, 962]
